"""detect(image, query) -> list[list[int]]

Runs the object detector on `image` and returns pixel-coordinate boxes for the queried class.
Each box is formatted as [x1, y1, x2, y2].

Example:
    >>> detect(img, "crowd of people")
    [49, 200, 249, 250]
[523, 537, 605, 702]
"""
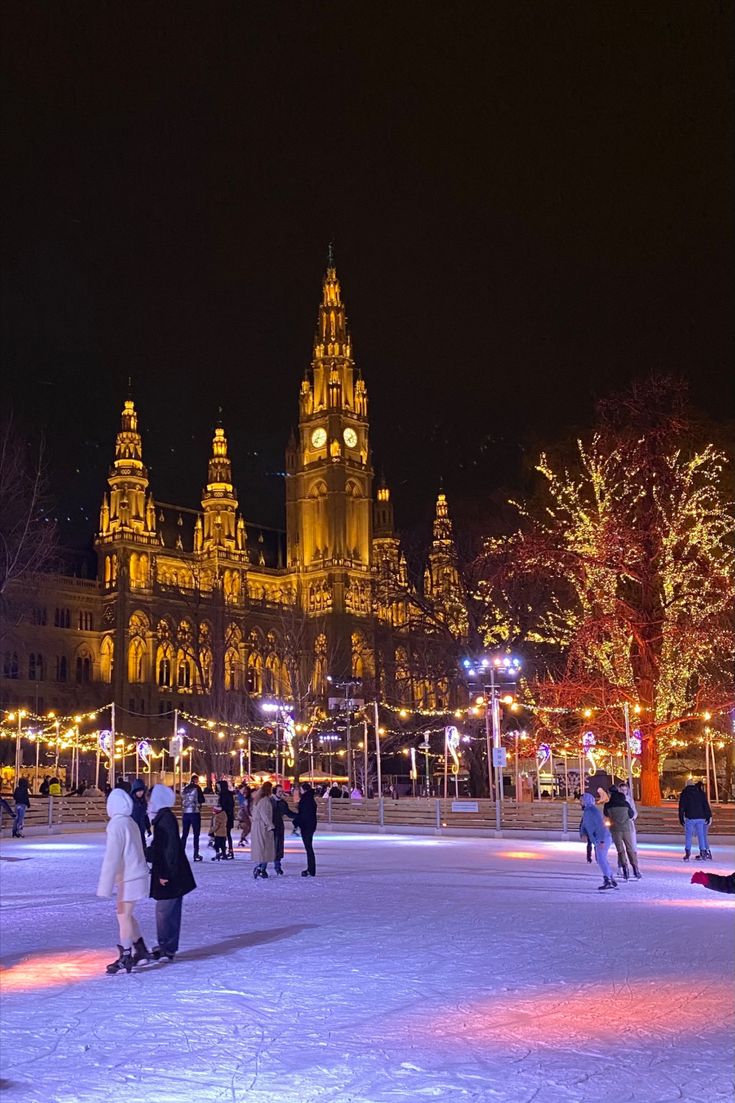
[94, 774, 321, 974]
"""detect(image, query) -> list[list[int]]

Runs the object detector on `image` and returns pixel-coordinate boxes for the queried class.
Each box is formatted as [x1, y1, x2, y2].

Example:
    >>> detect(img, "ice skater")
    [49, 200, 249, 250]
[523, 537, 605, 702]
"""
[146, 784, 197, 962]
[236, 783, 252, 846]
[295, 781, 318, 878]
[210, 805, 228, 860]
[271, 783, 296, 875]
[251, 782, 275, 879]
[604, 786, 641, 880]
[129, 779, 150, 846]
[579, 793, 617, 890]
[678, 778, 712, 861]
[217, 779, 235, 859]
[691, 870, 734, 894]
[96, 788, 152, 974]
[11, 778, 30, 837]
[181, 773, 205, 861]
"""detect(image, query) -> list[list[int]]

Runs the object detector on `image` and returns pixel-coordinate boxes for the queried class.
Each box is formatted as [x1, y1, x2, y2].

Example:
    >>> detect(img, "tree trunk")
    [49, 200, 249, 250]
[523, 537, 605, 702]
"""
[639, 724, 661, 805]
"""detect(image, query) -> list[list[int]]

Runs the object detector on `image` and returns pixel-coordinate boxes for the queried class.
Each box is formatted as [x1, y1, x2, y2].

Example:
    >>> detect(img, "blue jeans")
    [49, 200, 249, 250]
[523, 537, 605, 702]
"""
[13, 803, 27, 834]
[594, 841, 612, 879]
[684, 818, 707, 852]
[155, 896, 183, 956]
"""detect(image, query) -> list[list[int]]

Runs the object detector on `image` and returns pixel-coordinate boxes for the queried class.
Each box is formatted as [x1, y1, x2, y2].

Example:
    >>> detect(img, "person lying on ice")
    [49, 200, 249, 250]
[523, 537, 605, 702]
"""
[691, 870, 735, 894]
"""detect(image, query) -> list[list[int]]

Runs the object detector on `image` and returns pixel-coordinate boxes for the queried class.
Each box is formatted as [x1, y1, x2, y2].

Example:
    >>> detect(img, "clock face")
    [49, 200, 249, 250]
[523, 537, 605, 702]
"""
[343, 427, 358, 449]
[311, 427, 327, 448]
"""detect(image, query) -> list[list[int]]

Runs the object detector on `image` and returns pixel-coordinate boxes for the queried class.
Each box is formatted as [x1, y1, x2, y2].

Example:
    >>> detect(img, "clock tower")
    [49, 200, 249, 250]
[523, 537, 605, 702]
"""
[286, 254, 373, 617]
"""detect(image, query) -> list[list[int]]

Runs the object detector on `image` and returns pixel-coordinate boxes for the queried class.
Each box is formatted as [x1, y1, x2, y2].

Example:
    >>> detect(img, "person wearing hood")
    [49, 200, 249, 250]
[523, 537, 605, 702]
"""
[603, 786, 641, 881]
[181, 774, 205, 862]
[579, 793, 617, 890]
[12, 778, 30, 837]
[96, 788, 152, 974]
[216, 780, 235, 859]
[678, 779, 712, 861]
[146, 784, 196, 962]
[129, 780, 150, 846]
[295, 781, 318, 878]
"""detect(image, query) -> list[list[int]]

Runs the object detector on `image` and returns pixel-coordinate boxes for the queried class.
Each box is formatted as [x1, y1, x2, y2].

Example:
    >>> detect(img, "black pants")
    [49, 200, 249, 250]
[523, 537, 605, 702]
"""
[156, 896, 183, 956]
[301, 827, 316, 876]
[181, 813, 201, 853]
[214, 836, 227, 858]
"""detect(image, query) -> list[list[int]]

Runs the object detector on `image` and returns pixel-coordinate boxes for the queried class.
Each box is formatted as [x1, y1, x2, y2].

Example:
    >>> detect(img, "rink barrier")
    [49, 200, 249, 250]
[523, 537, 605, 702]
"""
[1, 795, 734, 841]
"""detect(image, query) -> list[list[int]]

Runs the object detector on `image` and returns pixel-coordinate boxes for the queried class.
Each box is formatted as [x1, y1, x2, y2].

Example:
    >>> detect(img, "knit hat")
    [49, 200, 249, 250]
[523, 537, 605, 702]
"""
[148, 784, 175, 814]
[107, 789, 133, 817]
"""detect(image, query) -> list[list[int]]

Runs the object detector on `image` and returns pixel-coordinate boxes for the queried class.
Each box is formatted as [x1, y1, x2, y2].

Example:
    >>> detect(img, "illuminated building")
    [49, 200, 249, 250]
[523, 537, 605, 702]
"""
[2, 260, 467, 735]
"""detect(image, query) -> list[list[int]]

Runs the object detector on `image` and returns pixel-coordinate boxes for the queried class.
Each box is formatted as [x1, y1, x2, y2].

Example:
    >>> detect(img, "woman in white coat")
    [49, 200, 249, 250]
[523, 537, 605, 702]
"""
[97, 788, 151, 974]
[251, 782, 276, 880]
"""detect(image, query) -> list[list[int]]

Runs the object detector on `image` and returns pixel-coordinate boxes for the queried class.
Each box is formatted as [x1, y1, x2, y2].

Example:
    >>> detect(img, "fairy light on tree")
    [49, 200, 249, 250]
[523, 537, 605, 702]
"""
[477, 379, 735, 804]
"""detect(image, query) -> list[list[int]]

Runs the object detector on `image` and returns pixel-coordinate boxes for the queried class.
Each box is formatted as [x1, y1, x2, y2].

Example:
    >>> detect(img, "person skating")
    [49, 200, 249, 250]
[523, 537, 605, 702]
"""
[604, 786, 641, 880]
[146, 784, 196, 962]
[181, 774, 205, 861]
[579, 793, 617, 890]
[250, 782, 275, 879]
[210, 805, 228, 860]
[295, 781, 318, 878]
[129, 779, 150, 846]
[271, 784, 296, 874]
[694, 781, 713, 858]
[12, 778, 30, 837]
[691, 870, 735, 894]
[96, 789, 152, 974]
[236, 783, 252, 846]
[217, 779, 235, 859]
[678, 779, 712, 861]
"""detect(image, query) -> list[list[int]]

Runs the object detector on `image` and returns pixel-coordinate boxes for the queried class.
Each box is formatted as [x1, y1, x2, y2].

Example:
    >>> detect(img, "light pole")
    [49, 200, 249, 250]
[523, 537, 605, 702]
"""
[462, 654, 522, 801]
[9, 710, 27, 782]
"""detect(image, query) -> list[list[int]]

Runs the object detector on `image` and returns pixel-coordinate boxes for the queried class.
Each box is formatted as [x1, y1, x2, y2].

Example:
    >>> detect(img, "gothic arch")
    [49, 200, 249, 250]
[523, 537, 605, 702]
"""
[100, 636, 114, 684]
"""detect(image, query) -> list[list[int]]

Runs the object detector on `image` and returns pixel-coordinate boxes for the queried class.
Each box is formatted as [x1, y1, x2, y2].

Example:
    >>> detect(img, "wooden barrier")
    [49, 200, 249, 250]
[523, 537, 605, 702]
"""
[1, 794, 733, 839]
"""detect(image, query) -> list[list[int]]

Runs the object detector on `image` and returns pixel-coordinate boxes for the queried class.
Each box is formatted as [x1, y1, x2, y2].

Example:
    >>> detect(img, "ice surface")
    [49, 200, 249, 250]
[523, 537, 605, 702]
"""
[1, 831, 733, 1103]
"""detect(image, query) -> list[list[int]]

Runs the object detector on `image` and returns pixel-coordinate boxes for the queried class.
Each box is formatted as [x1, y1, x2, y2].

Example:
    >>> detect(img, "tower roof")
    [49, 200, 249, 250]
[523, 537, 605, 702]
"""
[313, 250, 352, 361]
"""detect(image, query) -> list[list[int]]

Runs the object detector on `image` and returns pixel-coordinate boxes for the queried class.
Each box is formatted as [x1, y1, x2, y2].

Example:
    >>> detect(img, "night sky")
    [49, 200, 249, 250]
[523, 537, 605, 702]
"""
[2, 3, 733, 550]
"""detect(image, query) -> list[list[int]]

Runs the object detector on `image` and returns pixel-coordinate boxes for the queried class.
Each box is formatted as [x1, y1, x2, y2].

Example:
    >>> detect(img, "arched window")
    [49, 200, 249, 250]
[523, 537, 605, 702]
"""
[246, 652, 262, 695]
[28, 653, 45, 680]
[100, 636, 114, 684]
[176, 653, 192, 690]
[56, 656, 68, 682]
[3, 652, 19, 679]
[312, 633, 327, 696]
[158, 652, 172, 688]
[76, 653, 92, 684]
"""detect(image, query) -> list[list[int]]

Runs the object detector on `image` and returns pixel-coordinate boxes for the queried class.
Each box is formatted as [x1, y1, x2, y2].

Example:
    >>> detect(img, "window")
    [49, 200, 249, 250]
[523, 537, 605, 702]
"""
[2, 652, 19, 679]
[56, 656, 68, 682]
[28, 653, 45, 681]
[76, 655, 91, 684]
[129, 698, 137, 714]
[158, 655, 172, 688]
[177, 660, 191, 689]
[54, 608, 71, 629]
[78, 611, 94, 631]
[32, 607, 47, 626]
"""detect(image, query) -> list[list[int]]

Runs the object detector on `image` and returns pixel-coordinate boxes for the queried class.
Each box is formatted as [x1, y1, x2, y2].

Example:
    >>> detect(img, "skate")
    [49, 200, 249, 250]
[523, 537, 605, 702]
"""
[275, 863, 284, 875]
[131, 937, 151, 966]
[150, 946, 175, 963]
[694, 851, 706, 862]
[632, 865, 642, 880]
[620, 864, 629, 881]
[598, 877, 618, 891]
[226, 851, 235, 860]
[704, 849, 713, 860]
[212, 854, 222, 861]
[193, 853, 203, 862]
[106, 946, 133, 974]
[683, 849, 691, 861]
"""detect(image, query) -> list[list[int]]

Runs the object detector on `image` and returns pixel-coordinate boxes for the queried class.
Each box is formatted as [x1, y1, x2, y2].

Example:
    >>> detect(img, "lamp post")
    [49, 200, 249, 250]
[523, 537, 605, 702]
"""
[462, 654, 522, 801]
[10, 710, 27, 782]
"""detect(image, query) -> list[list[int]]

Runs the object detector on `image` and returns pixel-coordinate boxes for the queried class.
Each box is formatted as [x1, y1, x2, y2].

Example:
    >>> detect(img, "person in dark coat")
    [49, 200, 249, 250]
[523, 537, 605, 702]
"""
[678, 779, 713, 860]
[129, 779, 150, 845]
[271, 784, 296, 875]
[39, 777, 50, 796]
[12, 778, 31, 837]
[181, 774, 205, 861]
[691, 870, 735, 894]
[295, 782, 318, 877]
[145, 784, 196, 962]
[217, 780, 235, 859]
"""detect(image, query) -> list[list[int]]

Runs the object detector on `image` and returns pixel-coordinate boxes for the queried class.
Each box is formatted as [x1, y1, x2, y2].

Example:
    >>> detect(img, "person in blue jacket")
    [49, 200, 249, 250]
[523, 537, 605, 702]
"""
[579, 793, 618, 890]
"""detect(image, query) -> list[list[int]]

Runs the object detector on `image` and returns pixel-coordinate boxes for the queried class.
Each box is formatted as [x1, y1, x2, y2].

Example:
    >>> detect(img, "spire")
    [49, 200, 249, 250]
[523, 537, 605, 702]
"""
[426, 489, 468, 639]
[97, 396, 157, 543]
[313, 254, 351, 362]
[432, 490, 454, 547]
[200, 422, 245, 557]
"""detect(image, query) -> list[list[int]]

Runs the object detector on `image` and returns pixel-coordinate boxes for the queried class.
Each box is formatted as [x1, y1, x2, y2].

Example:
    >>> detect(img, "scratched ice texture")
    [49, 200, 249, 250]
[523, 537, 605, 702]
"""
[1, 831, 733, 1103]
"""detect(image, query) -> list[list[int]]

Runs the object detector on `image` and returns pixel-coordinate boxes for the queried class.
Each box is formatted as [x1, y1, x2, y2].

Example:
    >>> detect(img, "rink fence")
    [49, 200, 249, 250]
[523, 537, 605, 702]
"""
[2, 794, 734, 840]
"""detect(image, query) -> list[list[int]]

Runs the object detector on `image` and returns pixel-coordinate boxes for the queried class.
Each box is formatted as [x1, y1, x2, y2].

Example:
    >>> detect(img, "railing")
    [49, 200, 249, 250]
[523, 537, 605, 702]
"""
[2, 795, 734, 839]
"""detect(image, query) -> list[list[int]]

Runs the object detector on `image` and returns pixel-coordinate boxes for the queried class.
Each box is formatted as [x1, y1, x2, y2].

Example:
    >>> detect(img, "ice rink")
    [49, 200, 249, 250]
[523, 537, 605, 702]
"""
[1, 829, 733, 1103]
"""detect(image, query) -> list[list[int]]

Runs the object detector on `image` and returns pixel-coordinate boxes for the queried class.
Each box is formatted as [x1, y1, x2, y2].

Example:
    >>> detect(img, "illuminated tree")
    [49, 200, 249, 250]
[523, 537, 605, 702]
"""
[479, 380, 735, 804]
